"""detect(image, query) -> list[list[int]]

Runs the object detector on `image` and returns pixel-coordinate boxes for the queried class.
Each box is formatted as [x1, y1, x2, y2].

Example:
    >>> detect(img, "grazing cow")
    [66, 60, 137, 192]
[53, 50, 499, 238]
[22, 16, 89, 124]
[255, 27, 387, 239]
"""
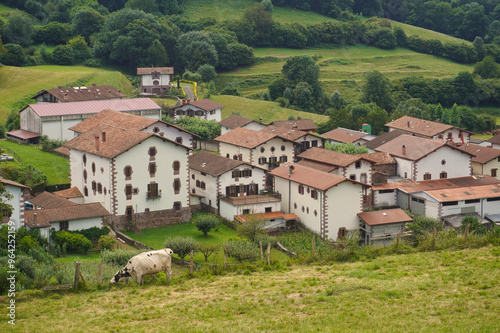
[111, 248, 173, 286]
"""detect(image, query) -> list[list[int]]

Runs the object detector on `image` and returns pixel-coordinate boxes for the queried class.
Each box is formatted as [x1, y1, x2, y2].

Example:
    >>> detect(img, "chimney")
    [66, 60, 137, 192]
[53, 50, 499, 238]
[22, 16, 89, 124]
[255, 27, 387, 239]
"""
[101, 132, 106, 143]
[92, 82, 96, 86]
[288, 165, 294, 177]
[95, 135, 100, 151]
[63, 93, 68, 100]
[58, 85, 63, 89]
[402, 145, 406, 156]
[407, 121, 410, 127]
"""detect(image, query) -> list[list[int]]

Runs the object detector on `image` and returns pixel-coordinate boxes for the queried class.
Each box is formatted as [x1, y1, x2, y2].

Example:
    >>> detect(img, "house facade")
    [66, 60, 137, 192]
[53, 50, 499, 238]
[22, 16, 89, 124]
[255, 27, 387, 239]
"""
[215, 128, 296, 171]
[0, 178, 30, 230]
[218, 115, 268, 135]
[467, 144, 500, 180]
[137, 67, 174, 95]
[65, 123, 192, 230]
[376, 135, 473, 181]
[386, 116, 471, 145]
[173, 99, 225, 122]
[270, 163, 366, 241]
[188, 151, 268, 219]
[358, 209, 412, 246]
[14, 98, 162, 142]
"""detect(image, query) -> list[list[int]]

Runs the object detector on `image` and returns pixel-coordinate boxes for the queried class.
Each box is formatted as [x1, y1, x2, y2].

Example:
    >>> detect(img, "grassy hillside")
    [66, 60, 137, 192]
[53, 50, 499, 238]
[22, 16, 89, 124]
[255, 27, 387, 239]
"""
[218, 45, 473, 102]
[0, 65, 134, 122]
[181, 0, 469, 45]
[211, 95, 328, 124]
[7, 246, 500, 332]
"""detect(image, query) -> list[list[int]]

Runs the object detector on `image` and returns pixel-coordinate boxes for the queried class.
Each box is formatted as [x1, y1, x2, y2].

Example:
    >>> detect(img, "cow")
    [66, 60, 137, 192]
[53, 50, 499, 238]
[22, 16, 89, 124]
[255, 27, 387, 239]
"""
[111, 248, 173, 286]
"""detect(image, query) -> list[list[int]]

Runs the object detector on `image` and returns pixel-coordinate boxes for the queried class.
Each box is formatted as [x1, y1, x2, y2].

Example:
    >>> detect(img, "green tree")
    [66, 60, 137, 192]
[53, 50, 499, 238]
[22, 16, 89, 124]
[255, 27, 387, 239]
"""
[361, 70, 393, 112]
[3, 12, 35, 46]
[176, 31, 219, 71]
[51, 45, 74, 65]
[67, 36, 91, 63]
[365, 106, 389, 135]
[330, 91, 346, 110]
[196, 64, 217, 82]
[198, 243, 219, 262]
[224, 237, 259, 262]
[236, 217, 266, 242]
[349, 104, 371, 128]
[282, 55, 322, 99]
[324, 142, 368, 154]
[228, 43, 255, 67]
[473, 56, 500, 79]
[243, 3, 273, 45]
[163, 236, 198, 261]
[373, 28, 397, 49]
[125, 0, 159, 13]
[146, 39, 169, 67]
[0, 184, 13, 221]
[72, 7, 105, 42]
[194, 214, 219, 237]
[34, 22, 73, 45]
[0, 44, 25, 66]
[292, 82, 314, 110]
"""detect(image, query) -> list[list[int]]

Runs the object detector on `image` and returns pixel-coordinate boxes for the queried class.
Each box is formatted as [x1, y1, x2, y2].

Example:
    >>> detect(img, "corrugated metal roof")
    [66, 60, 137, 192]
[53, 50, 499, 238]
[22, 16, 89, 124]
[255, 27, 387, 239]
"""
[5, 129, 40, 140]
[25, 98, 161, 117]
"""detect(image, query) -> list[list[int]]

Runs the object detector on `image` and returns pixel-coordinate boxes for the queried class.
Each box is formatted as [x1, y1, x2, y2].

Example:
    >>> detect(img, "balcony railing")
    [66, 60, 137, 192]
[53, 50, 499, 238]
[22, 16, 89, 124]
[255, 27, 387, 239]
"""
[219, 192, 281, 205]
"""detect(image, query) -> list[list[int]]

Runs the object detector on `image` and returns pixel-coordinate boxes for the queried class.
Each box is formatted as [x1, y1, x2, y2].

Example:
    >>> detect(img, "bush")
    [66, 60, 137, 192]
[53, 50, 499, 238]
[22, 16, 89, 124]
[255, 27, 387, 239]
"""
[100, 249, 145, 266]
[236, 217, 266, 242]
[52, 231, 92, 252]
[196, 64, 217, 82]
[461, 215, 486, 236]
[224, 237, 259, 262]
[83, 58, 103, 67]
[17, 235, 39, 254]
[406, 214, 443, 244]
[276, 97, 287, 107]
[28, 246, 53, 264]
[163, 236, 198, 260]
[16, 255, 36, 279]
[39, 135, 65, 151]
[194, 214, 219, 236]
[75, 227, 110, 244]
[198, 243, 219, 262]
[98, 235, 115, 251]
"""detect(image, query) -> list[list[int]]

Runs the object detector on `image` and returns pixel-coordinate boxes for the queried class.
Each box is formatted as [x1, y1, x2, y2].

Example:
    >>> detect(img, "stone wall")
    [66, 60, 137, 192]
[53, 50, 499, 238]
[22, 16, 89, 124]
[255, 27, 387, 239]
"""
[111, 207, 191, 231]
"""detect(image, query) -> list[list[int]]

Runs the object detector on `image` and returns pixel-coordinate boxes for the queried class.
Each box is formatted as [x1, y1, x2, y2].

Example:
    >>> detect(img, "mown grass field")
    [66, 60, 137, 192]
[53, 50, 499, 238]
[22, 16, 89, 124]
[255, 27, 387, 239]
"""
[0, 65, 133, 122]
[6, 245, 499, 332]
[0, 140, 69, 185]
[210, 95, 328, 124]
[219, 45, 473, 102]
[181, 0, 469, 45]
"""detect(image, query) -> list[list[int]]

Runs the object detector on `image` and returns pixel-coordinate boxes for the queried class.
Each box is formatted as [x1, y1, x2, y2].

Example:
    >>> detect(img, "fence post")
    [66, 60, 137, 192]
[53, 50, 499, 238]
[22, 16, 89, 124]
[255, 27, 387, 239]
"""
[98, 263, 102, 284]
[190, 250, 194, 275]
[74, 262, 80, 291]
[266, 242, 271, 266]
[432, 226, 436, 249]
[259, 241, 264, 264]
[223, 246, 227, 269]
[312, 235, 316, 258]
[465, 223, 470, 242]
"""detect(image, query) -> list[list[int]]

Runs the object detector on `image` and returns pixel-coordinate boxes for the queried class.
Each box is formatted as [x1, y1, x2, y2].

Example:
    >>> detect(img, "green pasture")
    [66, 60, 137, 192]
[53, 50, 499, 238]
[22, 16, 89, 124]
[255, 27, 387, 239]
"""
[220, 45, 473, 102]
[0, 65, 133, 122]
[0, 140, 69, 185]
[211, 95, 328, 124]
[10, 245, 500, 332]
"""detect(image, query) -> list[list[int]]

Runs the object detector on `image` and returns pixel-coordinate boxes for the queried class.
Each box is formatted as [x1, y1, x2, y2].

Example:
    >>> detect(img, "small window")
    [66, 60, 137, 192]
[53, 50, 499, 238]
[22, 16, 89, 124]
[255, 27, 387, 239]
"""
[147, 182, 159, 198]
[487, 197, 500, 202]
[233, 155, 238, 160]
[440, 172, 448, 179]
[243, 209, 250, 215]
[271, 146, 275, 152]
[307, 207, 309, 214]
[258, 157, 267, 165]
[298, 185, 304, 195]
[492, 169, 498, 177]
[465, 199, 480, 204]
[84, 186, 88, 197]
[149, 147, 157, 160]
[125, 206, 133, 221]
[201, 172, 206, 176]
[311, 190, 318, 199]
[192, 174, 195, 180]
[176, 137, 183, 144]
[280, 155, 288, 162]
[97, 183, 102, 194]
[125, 184, 132, 200]
[260, 147, 265, 153]
[355, 161, 361, 169]
[149, 162, 157, 177]
[226, 154, 230, 158]
[379, 189, 395, 194]
[82, 154, 87, 166]
[294, 202, 297, 209]
[60, 221, 69, 231]
[265, 207, 272, 213]
[311, 140, 318, 147]
[349, 175, 356, 180]
[173, 202, 181, 211]
[281, 145, 286, 151]
[83, 169, 87, 183]
[442, 201, 458, 206]
[92, 162, 96, 176]
[269, 157, 277, 163]
[173, 161, 180, 175]
[314, 210, 318, 217]
[301, 206, 305, 212]
[441, 159, 446, 165]
[423, 173, 431, 180]
[124, 166, 132, 180]
[153, 127, 160, 133]
[173, 178, 181, 194]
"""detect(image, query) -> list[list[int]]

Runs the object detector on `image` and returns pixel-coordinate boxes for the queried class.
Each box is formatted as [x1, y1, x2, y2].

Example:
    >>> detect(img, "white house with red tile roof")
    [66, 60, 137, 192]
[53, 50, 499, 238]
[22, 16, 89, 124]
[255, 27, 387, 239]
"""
[188, 151, 272, 220]
[486, 134, 500, 149]
[0, 177, 30, 230]
[462, 144, 500, 180]
[14, 98, 162, 142]
[323, 127, 373, 145]
[375, 134, 473, 181]
[270, 163, 369, 241]
[64, 113, 192, 230]
[386, 116, 471, 145]
[218, 115, 268, 135]
[260, 126, 325, 153]
[137, 67, 174, 95]
[215, 127, 296, 171]
[173, 99, 225, 122]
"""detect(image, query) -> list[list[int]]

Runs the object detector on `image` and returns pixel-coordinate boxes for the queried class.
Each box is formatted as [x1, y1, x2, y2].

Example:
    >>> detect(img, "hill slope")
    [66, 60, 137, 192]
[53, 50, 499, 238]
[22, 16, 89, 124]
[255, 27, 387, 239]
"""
[0, 65, 133, 122]
[9, 246, 500, 332]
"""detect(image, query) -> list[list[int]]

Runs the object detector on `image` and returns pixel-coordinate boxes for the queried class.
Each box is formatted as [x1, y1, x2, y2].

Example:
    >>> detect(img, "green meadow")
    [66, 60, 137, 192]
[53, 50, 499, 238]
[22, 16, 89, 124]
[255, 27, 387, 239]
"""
[6, 245, 500, 332]
[219, 45, 473, 102]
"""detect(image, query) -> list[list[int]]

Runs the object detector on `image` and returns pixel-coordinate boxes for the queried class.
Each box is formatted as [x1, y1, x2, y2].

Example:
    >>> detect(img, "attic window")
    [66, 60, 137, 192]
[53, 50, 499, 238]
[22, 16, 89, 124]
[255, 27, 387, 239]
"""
[261, 147, 265, 153]
[281, 145, 285, 151]
[149, 147, 157, 160]
[153, 127, 160, 133]
[441, 159, 446, 165]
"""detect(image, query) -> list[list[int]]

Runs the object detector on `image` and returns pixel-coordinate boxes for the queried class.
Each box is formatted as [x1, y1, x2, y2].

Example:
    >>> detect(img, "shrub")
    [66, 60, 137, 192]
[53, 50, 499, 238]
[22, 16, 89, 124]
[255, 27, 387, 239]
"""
[28, 246, 53, 264]
[461, 215, 486, 236]
[276, 97, 287, 107]
[163, 236, 198, 260]
[198, 243, 219, 262]
[52, 231, 92, 252]
[16, 255, 36, 279]
[98, 235, 115, 251]
[83, 58, 103, 67]
[196, 64, 216, 82]
[406, 215, 443, 244]
[236, 217, 267, 242]
[224, 237, 259, 262]
[17, 235, 39, 254]
[39, 135, 65, 151]
[100, 249, 145, 266]
[194, 214, 219, 236]
[75, 227, 110, 244]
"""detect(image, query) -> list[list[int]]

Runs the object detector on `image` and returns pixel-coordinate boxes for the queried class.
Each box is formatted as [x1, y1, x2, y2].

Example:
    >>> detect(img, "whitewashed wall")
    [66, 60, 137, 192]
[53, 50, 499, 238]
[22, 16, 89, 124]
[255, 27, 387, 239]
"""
[325, 181, 363, 240]
[49, 217, 103, 232]
[472, 159, 500, 180]
[219, 200, 281, 221]
[143, 123, 194, 148]
[142, 74, 171, 86]
[415, 146, 471, 181]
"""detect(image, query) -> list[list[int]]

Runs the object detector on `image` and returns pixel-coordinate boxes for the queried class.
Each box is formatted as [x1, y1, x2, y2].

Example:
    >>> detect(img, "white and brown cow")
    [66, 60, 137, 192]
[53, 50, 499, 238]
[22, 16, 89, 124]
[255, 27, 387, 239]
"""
[111, 248, 173, 286]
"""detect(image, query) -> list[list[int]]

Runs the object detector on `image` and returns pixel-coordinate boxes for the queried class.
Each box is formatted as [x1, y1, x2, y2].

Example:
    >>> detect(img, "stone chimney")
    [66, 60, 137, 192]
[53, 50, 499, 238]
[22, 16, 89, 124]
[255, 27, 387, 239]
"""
[288, 165, 294, 177]
[402, 144, 406, 156]
[95, 135, 100, 151]
[101, 132, 106, 143]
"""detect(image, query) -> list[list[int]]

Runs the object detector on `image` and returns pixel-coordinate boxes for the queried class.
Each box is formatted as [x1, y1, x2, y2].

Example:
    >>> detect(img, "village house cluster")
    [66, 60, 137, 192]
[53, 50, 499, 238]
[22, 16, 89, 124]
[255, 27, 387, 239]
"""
[3, 67, 500, 246]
